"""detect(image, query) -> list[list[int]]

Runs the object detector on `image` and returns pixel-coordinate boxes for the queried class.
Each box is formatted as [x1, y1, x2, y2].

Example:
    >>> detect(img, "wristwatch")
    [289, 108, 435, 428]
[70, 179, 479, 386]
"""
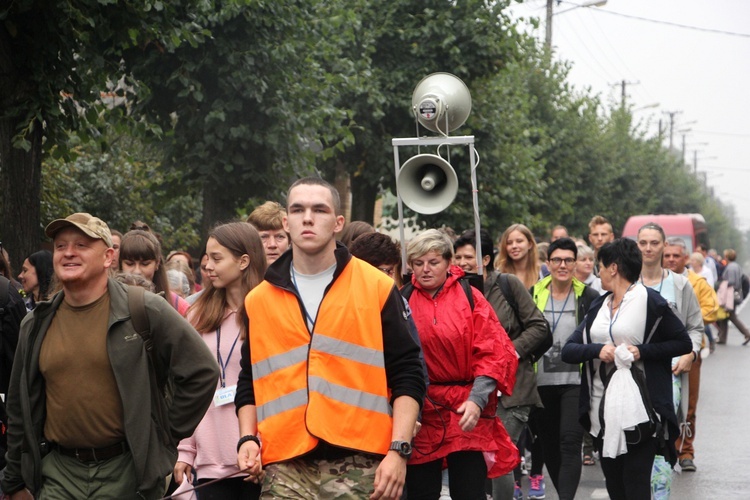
[389, 440, 413, 459]
[237, 434, 261, 452]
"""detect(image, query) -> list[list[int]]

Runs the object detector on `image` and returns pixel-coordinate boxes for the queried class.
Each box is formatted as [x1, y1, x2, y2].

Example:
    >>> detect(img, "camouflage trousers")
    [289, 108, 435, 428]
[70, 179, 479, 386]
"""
[261, 453, 380, 499]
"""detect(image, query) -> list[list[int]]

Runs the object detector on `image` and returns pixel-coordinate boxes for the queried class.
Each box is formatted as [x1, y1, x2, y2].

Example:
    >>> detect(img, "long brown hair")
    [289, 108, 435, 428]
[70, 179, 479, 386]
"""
[496, 223, 540, 289]
[191, 222, 266, 338]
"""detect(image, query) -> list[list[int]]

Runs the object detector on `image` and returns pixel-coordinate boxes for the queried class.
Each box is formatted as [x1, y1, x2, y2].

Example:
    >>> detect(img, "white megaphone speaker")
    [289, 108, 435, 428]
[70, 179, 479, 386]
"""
[396, 154, 458, 214]
[412, 73, 472, 134]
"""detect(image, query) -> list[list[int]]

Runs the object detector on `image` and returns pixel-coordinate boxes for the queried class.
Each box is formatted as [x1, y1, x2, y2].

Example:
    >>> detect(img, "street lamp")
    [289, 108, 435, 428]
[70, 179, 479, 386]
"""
[546, 0, 608, 49]
[633, 103, 660, 112]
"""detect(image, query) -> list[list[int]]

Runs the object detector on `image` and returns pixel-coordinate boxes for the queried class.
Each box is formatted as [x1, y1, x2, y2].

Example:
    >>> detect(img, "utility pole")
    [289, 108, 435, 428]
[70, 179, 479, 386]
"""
[545, 0, 554, 51]
[662, 110, 682, 150]
[682, 133, 687, 164]
[545, 0, 608, 51]
[613, 80, 639, 109]
[693, 149, 698, 175]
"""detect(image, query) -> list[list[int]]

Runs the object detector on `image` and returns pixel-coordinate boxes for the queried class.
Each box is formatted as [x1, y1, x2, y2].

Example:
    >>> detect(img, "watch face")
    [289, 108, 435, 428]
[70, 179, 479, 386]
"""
[392, 441, 412, 457]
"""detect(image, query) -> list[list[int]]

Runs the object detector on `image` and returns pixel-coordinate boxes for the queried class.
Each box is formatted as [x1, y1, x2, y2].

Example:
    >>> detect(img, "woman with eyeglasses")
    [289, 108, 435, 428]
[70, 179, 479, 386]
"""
[529, 238, 600, 500]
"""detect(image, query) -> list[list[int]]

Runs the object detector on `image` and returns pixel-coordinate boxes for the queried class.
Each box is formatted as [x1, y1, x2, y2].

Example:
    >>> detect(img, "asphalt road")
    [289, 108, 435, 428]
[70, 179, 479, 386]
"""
[526, 301, 750, 499]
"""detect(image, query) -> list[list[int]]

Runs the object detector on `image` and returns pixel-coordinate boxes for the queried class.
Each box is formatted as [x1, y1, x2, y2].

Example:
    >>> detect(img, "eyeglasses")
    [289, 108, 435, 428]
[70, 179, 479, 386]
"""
[377, 266, 395, 277]
[549, 257, 576, 266]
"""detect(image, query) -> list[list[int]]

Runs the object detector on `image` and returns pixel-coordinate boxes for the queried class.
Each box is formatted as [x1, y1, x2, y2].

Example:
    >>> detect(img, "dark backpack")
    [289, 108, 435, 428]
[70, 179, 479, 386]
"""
[742, 274, 749, 300]
[497, 274, 552, 362]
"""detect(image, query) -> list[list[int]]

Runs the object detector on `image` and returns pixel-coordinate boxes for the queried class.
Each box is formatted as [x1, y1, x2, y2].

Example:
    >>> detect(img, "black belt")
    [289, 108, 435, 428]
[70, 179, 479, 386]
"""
[54, 441, 128, 462]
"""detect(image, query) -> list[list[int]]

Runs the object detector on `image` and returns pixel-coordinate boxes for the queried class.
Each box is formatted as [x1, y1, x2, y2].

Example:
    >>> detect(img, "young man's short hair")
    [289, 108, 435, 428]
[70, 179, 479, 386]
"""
[287, 177, 342, 215]
[247, 201, 286, 231]
[588, 215, 613, 234]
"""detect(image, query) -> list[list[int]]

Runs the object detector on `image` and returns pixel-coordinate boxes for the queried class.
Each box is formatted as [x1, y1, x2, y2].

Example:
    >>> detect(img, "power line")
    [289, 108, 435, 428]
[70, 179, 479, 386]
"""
[589, 9, 750, 38]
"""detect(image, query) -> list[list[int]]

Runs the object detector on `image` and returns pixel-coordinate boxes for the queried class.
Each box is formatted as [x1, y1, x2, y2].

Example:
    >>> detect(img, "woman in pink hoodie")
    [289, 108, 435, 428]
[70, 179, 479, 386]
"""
[174, 222, 266, 499]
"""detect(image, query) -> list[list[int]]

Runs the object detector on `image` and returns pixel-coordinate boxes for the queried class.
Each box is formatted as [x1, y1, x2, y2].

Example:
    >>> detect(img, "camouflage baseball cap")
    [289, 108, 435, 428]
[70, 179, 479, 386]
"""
[45, 213, 114, 247]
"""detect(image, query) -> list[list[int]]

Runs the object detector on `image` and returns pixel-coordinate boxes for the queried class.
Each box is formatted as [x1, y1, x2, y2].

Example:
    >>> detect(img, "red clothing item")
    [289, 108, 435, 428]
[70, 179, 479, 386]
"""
[407, 266, 519, 477]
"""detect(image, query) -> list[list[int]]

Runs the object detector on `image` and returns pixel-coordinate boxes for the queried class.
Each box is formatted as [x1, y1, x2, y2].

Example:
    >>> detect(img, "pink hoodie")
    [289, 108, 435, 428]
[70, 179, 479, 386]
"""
[177, 310, 246, 481]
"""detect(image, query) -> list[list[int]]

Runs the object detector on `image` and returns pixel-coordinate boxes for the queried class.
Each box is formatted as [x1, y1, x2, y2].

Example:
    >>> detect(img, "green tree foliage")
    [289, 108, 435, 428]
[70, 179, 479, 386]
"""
[315, 0, 529, 223]
[122, 1, 352, 234]
[42, 122, 202, 253]
[0, 0, 210, 269]
[2, 0, 743, 265]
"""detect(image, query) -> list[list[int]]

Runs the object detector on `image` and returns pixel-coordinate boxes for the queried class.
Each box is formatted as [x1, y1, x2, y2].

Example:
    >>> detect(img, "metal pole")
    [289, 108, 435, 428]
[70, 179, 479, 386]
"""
[392, 145, 408, 277]
[545, 0, 554, 50]
[469, 143, 483, 276]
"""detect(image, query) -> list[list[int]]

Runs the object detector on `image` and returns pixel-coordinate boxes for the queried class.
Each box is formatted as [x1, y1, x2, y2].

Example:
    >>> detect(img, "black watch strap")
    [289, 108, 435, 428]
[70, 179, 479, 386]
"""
[237, 434, 261, 452]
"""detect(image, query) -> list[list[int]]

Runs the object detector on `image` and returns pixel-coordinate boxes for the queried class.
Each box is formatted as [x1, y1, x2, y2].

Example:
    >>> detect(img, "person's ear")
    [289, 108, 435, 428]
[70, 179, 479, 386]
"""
[239, 254, 250, 271]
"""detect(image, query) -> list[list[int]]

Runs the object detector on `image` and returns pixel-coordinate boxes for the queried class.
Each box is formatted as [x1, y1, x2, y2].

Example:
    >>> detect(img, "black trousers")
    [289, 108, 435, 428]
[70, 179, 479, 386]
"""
[406, 450, 487, 500]
[595, 436, 656, 500]
[195, 476, 260, 500]
[537, 385, 584, 500]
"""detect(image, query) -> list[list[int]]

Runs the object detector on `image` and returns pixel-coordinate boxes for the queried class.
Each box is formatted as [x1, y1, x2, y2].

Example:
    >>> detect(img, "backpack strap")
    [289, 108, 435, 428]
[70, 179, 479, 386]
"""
[128, 286, 163, 390]
[400, 282, 414, 301]
[458, 277, 475, 311]
[498, 273, 521, 326]
[128, 285, 152, 351]
[401, 279, 474, 311]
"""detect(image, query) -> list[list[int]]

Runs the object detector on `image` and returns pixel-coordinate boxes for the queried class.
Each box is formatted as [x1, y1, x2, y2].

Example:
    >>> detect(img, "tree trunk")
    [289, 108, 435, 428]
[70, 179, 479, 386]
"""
[0, 25, 43, 273]
[349, 175, 377, 224]
[0, 117, 43, 273]
[201, 179, 237, 239]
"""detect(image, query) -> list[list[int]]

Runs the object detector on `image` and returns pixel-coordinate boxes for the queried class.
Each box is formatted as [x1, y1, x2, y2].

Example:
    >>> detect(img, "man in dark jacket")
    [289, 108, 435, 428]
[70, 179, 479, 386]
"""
[1, 213, 219, 499]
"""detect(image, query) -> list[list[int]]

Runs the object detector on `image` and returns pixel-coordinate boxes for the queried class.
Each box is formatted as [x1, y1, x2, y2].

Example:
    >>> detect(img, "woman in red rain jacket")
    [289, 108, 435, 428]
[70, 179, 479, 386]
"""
[403, 229, 519, 500]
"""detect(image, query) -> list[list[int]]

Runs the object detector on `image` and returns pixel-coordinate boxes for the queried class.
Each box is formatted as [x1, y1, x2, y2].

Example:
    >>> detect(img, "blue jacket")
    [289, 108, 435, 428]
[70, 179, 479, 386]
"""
[561, 287, 692, 465]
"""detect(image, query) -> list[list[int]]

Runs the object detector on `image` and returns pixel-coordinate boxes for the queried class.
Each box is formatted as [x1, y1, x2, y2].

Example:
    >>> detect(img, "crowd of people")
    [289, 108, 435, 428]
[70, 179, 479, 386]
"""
[0, 178, 745, 500]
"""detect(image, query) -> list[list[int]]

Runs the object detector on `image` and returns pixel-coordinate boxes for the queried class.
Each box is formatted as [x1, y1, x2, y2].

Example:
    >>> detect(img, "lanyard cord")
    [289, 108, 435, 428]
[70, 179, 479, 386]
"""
[549, 286, 573, 334]
[290, 263, 316, 328]
[608, 283, 635, 342]
[216, 325, 240, 388]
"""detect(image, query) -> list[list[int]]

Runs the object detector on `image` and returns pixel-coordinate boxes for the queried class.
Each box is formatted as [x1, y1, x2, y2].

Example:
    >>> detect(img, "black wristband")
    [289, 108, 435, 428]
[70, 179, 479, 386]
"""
[237, 434, 261, 452]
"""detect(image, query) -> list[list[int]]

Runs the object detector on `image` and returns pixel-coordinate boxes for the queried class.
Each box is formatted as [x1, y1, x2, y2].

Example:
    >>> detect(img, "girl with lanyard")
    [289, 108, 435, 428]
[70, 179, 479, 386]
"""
[530, 238, 600, 500]
[174, 222, 266, 499]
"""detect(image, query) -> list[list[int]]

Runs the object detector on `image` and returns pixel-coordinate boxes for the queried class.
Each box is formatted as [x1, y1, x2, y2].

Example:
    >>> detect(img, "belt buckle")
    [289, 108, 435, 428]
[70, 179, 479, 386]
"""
[75, 448, 81, 461]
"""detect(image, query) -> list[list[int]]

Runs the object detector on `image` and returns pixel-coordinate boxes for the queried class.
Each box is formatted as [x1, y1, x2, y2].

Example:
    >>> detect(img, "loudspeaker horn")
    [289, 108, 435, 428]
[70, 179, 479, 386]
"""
[412, 73, 472, 134]
[396, 154, 458, 214]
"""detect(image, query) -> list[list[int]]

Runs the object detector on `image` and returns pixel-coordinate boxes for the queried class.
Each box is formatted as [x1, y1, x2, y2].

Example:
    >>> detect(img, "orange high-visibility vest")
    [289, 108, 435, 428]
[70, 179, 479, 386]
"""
[246, 258, 394, 465]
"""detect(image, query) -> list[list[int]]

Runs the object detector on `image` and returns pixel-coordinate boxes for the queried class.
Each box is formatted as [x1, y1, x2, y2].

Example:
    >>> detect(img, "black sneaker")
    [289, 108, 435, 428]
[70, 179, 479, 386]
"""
[680, 458, 697, 472]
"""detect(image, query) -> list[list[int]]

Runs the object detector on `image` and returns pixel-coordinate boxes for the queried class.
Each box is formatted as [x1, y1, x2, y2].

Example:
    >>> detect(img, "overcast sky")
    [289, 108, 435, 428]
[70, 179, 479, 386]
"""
[505, 0, 750, 233]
